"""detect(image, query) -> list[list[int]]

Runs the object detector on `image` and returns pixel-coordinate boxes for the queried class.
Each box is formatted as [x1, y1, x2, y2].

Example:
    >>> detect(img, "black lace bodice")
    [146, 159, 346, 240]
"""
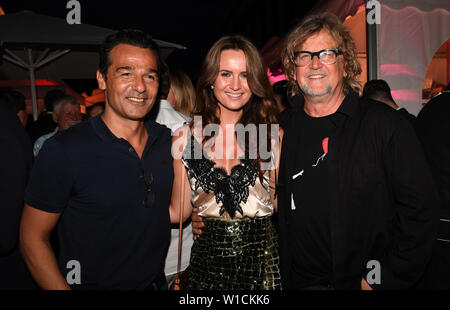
[182, 136, 258, 219]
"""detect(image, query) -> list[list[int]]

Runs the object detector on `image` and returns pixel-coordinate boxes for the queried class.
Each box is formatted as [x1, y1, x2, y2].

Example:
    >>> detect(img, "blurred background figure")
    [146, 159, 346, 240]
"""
[415, 83, 450, 289]
[0, 89, 28, 127]
[153, 64, 194, 287]
[87, 102, 105, 119]
[272, 79, 293, 125]
[167, 69, 195, 119]
[362, 79, 415, 123]
[33, 95, 81, 157]
[153, 65, 193, 132]
[272, 80, 291, 114]
[431, 83, 446, 99]
[28, 89, 66, 143]
[0, 96, 36, 289]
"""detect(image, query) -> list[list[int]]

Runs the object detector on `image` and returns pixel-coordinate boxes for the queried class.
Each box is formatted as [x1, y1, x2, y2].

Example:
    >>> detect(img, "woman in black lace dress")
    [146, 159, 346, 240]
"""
[169, 35, 283, 290]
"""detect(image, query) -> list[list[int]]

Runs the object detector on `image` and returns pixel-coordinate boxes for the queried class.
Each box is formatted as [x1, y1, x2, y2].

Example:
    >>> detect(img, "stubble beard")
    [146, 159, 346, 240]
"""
[300, 82, 332, 98]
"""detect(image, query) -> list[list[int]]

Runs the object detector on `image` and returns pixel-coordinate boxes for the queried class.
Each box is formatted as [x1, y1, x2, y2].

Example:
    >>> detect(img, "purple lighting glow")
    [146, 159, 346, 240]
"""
[380, 64, 421, 78]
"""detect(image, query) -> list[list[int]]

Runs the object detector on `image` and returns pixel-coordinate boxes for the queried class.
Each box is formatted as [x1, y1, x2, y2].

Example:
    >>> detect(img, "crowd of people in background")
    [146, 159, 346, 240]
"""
[0, 12, 449, 291]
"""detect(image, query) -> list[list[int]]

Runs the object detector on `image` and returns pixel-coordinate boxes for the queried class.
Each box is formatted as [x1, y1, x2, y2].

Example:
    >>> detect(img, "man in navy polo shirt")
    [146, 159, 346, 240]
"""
[20, 29, 173, 290]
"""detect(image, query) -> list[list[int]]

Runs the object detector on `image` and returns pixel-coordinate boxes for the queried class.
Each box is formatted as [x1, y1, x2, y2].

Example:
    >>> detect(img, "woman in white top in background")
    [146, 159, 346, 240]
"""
[154, 66, 195, 287]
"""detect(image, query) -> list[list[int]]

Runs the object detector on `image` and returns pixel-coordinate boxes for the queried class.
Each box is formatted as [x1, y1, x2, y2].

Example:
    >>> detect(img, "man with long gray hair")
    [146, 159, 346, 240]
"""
[277, 12, 438, 290]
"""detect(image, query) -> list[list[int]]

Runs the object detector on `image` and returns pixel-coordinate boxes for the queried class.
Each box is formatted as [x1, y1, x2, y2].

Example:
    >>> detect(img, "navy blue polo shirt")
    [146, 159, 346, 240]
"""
[25, 115, 173, 289]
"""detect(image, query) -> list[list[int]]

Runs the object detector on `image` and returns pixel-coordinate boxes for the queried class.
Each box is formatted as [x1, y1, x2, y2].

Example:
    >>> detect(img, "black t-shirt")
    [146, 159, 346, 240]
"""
[25, 116, 173, 289]
[289, 110, 336, 289]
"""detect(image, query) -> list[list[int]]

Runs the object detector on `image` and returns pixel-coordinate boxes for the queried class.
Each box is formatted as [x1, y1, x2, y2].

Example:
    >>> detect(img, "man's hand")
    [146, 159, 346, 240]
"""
[361, 278, 373, 290]
[191, 207, 204, 240]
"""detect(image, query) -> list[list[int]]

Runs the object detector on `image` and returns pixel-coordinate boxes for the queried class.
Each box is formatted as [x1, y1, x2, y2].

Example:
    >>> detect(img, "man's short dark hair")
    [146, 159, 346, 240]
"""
[99, 29, 164, 82]
[362, 79, 395, 102]
[87, 101, 105, 112]
[0, 89, 26, 113]
[272, 80, 291, 110]
[44, 89, 66, 112]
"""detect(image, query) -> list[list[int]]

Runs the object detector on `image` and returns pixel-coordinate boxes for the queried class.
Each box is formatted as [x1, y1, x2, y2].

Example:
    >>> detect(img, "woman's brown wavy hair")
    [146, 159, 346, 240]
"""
[192, 35, 279, 177]
[281, 12, 362, 96]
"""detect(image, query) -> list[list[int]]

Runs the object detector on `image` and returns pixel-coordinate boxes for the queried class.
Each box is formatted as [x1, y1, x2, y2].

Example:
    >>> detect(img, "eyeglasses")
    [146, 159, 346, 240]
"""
[294, 49, 341, 67]
[142, 169, 155, 208]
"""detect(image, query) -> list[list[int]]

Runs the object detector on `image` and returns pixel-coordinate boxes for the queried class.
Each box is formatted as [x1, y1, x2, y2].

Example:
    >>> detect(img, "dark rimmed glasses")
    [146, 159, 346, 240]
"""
[142, 169, 155, 208]
[294, 48, 341, 67]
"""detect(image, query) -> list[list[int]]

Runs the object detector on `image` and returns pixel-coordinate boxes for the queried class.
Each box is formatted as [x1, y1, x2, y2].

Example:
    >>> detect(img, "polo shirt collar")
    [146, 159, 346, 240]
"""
[91, 114, 119, 141]
[159, 99, 172, 109]
[335, 89, 359, 118]
[91, 114, 160, 144]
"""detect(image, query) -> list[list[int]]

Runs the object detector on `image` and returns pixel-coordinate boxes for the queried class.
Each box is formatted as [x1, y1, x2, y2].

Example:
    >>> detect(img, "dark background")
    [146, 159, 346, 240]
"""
[0, 0, 318, 93]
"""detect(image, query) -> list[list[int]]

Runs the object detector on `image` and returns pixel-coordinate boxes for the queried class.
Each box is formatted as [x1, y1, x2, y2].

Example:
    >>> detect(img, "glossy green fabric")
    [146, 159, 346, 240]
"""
[187, 216, 281, 290]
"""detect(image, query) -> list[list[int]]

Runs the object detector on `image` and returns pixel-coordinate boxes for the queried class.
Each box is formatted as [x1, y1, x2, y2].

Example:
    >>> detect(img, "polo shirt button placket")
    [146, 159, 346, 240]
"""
[140, 170, 145, 206]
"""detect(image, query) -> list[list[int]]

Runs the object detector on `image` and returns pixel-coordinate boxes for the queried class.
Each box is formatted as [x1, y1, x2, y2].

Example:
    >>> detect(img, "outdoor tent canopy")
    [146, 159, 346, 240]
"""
[313, 0, 450, 115]
[0, 11, 186, 119]
[263, 0, 450, 116]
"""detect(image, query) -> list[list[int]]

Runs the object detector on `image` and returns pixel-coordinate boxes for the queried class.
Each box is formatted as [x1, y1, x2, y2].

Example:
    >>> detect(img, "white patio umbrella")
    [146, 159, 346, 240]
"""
[0, 11, 186, 120]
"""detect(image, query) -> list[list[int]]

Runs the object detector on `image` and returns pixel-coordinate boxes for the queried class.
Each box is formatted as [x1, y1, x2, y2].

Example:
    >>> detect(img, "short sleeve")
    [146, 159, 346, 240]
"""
[24, 138, 74, 213]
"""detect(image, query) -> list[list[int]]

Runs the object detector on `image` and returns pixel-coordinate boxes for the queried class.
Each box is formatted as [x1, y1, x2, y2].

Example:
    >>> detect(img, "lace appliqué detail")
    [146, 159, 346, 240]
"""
[182, 137, 258, 219]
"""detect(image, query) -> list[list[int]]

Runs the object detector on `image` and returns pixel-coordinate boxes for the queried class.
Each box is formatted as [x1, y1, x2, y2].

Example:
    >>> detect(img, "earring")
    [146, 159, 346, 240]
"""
[210, 84, 214, 90]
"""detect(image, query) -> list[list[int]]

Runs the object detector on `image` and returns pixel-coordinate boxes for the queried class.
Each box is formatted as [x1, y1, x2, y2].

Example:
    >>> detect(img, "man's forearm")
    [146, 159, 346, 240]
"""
[20, 238, 70, 290]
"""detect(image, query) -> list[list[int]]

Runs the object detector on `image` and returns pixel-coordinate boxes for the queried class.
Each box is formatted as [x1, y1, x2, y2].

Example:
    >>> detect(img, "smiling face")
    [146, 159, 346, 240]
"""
[295, 30, 346, 101]
[96, 43, 159, 122]
[213, 49, 252, 114]
[57, 102, 82, 130]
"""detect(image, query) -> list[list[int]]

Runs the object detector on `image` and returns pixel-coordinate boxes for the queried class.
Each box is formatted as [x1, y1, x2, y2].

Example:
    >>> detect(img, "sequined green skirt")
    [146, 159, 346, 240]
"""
[187, 216, 281, 290]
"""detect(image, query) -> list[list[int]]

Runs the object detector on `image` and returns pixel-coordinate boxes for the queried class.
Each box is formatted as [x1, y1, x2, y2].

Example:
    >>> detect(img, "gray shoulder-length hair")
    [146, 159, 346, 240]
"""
[281, 12, 362, 96]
